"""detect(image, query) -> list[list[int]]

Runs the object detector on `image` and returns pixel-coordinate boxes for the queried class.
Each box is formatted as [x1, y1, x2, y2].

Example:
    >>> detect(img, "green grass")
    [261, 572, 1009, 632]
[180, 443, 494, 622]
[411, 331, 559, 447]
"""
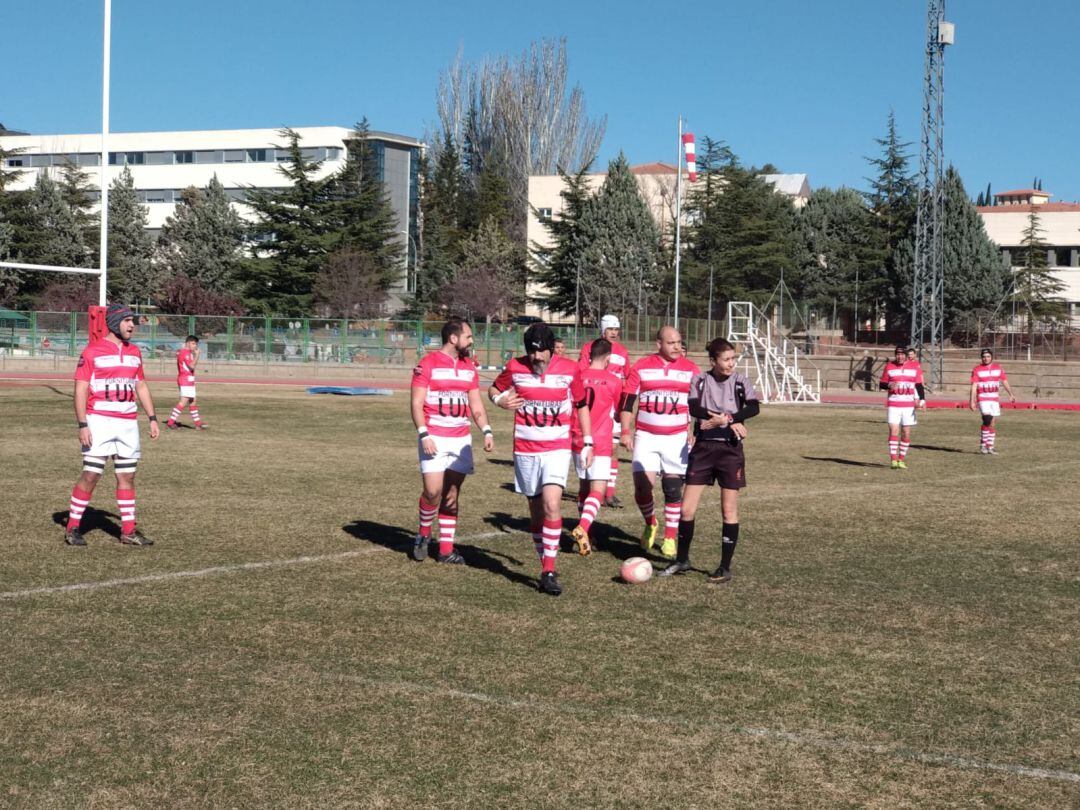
[1, 382, 1078, 808]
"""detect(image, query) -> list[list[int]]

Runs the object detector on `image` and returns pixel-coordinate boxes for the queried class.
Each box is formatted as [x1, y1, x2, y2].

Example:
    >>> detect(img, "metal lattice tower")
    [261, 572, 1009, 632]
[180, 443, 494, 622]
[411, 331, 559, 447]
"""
[910, 1, 953, 389]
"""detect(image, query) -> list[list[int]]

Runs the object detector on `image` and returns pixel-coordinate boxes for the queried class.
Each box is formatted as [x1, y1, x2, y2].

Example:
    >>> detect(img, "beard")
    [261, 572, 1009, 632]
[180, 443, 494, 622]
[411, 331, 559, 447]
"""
[456, 346, 471, 360]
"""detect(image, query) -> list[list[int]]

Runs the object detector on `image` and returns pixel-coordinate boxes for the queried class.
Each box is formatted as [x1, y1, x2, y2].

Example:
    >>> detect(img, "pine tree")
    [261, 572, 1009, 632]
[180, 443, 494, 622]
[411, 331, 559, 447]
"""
[985, 182, 992, 206]
[1015, 208, 1065, 341]
[940, 166, 1011, 335]
[975, 191, 985, 207]
[574, 154, 660, 321]
[107, 167, 156, 305]
[0, 201, 17, 305]
[412, 142, 465, 314]
[0, 143, 26, 192]
[27, 172, 88, 269]
[529, 161, 594, 317]
[157, 175, 245, 295]
[441, 216, 524, 321]
[58, 159, 100, 264]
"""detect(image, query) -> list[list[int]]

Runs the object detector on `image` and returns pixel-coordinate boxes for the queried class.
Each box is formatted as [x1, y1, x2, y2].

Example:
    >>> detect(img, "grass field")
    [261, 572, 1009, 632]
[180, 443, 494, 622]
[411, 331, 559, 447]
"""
[1, 381, 1078, 808]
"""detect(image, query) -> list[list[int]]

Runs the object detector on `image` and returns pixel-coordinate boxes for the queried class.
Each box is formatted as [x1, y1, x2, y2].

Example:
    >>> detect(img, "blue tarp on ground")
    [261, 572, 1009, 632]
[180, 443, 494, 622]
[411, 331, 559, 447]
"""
[306, 386, 394, 396]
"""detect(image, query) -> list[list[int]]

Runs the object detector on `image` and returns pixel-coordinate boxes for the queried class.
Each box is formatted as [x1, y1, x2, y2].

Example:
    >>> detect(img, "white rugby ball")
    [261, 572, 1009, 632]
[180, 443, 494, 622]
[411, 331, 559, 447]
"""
[620, 556, 653, 584]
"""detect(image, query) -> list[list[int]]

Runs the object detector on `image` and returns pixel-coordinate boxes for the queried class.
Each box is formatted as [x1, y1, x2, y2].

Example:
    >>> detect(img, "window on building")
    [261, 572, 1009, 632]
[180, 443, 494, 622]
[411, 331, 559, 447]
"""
[300, 147, 321, 162]
[78, 154, 100, 167]
[246, 149, 268, 162]
[174, 151, 194, 164]
[6, 158, 24, 167]
[146, 151, 173, 165]
[31, 155, 52, 167]
[145, 190, 168, 203]
[195, 150, 223, 164]
[223, 150, 245, 163]
[537, 208, 553, 220]
[326, 147, 342, 160]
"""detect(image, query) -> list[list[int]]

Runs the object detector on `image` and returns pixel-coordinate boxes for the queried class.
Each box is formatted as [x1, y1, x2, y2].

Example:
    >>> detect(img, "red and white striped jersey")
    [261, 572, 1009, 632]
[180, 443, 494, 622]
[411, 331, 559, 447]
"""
[176, 348, 196, 386]
[571, 367, 621, 455]
[880, 360, 924, 408]
[412, 350, 480, 438]
[971, 362, 1007, 402]
[492, 355, 586, 455]
[623, 354, 701, 436]
[578, 339, 630, 381]
[74, 338, 145, 420]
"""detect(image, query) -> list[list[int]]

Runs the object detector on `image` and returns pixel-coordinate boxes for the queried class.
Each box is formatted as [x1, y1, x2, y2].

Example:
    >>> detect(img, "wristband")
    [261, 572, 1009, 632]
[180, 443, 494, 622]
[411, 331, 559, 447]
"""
[490, 389, 509, 404]
[148, 415, 158, 422]
[417, 426, 429, 437]
[481, 425, 493, 435]
[77, 421, 88, 429]
[583, 436, 594, 446]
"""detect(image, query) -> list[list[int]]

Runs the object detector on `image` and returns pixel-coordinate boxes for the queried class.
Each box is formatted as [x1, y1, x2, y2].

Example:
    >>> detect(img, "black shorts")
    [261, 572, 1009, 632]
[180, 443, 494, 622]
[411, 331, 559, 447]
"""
[685, 440, 746, 489]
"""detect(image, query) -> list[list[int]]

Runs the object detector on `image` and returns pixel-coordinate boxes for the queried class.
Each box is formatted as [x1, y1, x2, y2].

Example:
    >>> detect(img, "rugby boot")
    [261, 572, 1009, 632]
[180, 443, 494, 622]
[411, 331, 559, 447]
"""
[64, 527, 87, 547]
[987, 447, 997, 455]
[410, 534, 429, 561]
[897, 460, 908, 470]
[570, 525, 592, 556]
[195, 424, 209, 431]
[979, 445, 988, 454]
[438, 550, 466, 565]
[604, 495, 623, 509]
[890, 460, 900, 470]
[708, 565, 733, 584]
[659, 537, 677, 559]
[640, 521, 658, 552]
[120, 530, 153, 546]
[538, 571, 563, 596]
[657, 559, 691, 577]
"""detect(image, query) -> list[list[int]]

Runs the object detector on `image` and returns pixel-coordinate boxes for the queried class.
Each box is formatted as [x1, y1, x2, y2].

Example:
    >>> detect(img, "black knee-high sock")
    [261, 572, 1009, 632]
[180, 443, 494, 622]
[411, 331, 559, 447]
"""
[720, 523, 739, 570]
[676, 519, 695, 562]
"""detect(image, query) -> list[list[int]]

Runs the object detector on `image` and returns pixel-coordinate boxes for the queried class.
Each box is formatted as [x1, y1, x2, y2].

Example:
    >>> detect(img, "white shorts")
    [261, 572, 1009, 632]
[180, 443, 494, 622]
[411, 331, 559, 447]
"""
[418, 435, 474, 475]
[978, 401, 1001, 417]
[514, 450, 571, 497]
[632, 430, 689, 475]
[83, 413, 141, 459]
[886, 406, 918, 427]
[573, 452, 610, 482]
[179, 385, 197, 399]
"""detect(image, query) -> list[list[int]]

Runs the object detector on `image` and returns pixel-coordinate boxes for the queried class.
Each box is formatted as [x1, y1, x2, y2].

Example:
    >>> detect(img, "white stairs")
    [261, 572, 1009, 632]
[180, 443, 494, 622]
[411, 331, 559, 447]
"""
[726, 301, 820, 403]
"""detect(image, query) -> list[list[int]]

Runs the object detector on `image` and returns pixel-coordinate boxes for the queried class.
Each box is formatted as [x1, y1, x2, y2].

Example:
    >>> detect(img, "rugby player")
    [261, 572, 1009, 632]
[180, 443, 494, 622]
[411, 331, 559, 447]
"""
[880, 344, 926, 469]
[659, 338, 760, 583]
[489, 323, 592, 596]
[569, 338, 621, 556]
[64, 304, 160, 547]
[969, 348, 1015, 454]
[620, 325, 701, 559]
[410, 318, 494, 564]
[166, 335, 206, 430]
[579, 314, 630, 507]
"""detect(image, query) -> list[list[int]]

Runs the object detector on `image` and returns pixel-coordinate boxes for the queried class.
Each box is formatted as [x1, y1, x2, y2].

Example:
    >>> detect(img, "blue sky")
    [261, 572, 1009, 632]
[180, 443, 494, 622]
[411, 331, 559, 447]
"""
[6, 0, 1079, 201]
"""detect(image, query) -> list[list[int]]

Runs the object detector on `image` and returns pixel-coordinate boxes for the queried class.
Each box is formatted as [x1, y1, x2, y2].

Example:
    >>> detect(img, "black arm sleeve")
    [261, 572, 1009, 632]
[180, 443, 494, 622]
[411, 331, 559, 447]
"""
[879, 380, 890, 391]
[620, 393, 637, 413]
[915, 383, 926, 400]
[574, 397, 588, 409]
[687, 397, 711, 419]
[730, 399, 760, 423]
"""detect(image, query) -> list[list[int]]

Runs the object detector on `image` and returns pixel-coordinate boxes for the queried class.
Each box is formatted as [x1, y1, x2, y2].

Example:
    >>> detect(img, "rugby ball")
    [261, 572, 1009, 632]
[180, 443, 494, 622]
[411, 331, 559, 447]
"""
[620, 556, 653, 584]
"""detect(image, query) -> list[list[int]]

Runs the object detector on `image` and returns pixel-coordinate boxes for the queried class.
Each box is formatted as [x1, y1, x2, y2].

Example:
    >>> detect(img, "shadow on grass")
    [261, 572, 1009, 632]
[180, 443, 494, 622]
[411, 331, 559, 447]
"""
[802, 455, 888, 468]
[485, 458, 515, 467]
[43, 384, 73, 399]
[51, 508, 121, 539]
[342, 519, 414, 557]
[910, 444, 966, 454]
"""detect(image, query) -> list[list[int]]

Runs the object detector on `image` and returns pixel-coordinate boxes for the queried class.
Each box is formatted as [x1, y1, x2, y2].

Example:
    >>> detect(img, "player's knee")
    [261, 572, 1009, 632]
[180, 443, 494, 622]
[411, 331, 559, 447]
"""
[661, 476, 683, 504]
[981, 414, 993, 427]
[681, 502, 698, 521]
[78, 470, 102, 489]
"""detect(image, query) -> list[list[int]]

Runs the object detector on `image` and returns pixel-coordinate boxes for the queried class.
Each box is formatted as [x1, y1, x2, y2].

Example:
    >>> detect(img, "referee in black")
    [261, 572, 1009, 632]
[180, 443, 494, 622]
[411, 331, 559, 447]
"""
[658, 337, 760, 582]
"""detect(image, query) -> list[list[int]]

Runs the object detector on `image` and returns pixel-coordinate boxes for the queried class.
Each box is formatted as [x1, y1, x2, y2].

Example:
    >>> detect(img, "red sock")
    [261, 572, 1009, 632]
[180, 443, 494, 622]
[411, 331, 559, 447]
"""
[417, 497, 437, 537]
[988, 427, 996, 449]
[889, 439, 899, 461]
[67, 486, 92, 530]
[116, 488, 136, 535]
[168, 405, 182, 425]
[579, 494, 602, 534]
[635, 492, 657, 526]
[663, 502, 681, 540]
[190, 404, 202, 425]
[437, 510, 457, 557]
[541, 518, 561, 573]
[606, 459, 618, 499]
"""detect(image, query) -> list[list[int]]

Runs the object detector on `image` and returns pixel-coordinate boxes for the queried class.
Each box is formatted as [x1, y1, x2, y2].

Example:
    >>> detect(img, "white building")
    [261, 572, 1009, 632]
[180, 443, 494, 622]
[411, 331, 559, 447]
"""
[0, 126, 423, 299]
[977, 188, 1080, 317]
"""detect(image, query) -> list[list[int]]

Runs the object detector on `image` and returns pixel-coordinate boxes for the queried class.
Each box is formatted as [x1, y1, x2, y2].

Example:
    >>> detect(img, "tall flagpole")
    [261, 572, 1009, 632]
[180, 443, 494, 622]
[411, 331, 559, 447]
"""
[673, 115, 683, 329]
[98, 0, 111, 306]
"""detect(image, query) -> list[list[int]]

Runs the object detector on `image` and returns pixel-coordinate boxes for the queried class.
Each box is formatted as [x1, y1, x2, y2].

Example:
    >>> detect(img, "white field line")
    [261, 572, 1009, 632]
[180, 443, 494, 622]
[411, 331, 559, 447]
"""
[5, 458, 1079, 600]
[328, 673, 1080, 785]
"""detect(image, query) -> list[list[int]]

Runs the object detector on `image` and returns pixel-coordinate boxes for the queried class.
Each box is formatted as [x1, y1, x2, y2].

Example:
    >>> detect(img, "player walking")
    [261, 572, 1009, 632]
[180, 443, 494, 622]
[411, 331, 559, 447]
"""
[620, 326, 700, 559]
[579, 314, 630, 508]
[489, 323, 592, 596]
[569, 338, 621, 556]
[659, 338, 760, 583]
[410, 318, 494, 564]
[969, 348, 1015, 454]
[880, 344, 926, 469]
[167, 335, 206, 430]
[64, 304, 159, 546]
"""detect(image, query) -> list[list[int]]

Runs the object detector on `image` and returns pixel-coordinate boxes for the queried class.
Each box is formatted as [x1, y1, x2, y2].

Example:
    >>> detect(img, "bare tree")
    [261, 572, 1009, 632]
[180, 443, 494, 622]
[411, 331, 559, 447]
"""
[313, 248, 389, 319]
[433, 38, 606, 243]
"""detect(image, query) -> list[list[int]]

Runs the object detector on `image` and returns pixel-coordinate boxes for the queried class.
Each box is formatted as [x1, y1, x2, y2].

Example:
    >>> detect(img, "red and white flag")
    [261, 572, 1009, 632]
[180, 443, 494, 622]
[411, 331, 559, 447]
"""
[682, 132, 697, 183]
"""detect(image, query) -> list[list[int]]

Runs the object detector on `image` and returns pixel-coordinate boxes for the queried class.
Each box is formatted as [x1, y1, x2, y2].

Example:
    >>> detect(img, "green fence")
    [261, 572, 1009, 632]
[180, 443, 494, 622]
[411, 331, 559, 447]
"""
[0, 311, 735, 367]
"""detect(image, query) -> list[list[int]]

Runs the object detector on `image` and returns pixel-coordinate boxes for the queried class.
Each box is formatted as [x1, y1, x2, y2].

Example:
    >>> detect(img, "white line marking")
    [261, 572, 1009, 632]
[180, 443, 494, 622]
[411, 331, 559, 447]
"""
[327, 673, 1080, 784]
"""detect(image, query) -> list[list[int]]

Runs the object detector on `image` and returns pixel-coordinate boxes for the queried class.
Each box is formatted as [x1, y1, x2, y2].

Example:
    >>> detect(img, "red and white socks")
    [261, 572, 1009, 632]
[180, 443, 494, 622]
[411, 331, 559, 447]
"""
[898, 440, 910, 460]
[190, 404, 203, 426]
[606, 459, 619, 500]
[635, 492, 657, 527]
[540, 519, 561, 574]
[417, 497, 437, 538]
[167, 404, 184, 426]
[578, 493, 602, 535]
[889, 438, 900, 461]
[67, 486, 91, 530]
[437, 510, 457, 557]
[116, 489, 136, 535]
[663, 501, 681, 541]
[981, 426, 996, 452]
